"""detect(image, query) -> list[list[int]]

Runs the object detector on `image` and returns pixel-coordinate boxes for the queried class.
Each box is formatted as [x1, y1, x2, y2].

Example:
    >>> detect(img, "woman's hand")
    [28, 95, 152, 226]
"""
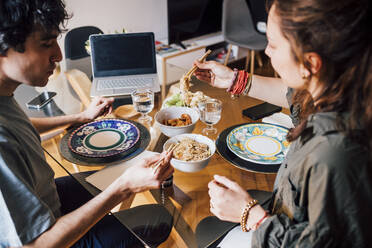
[209, 175, 269, 228]
[79, 97, 114, 123]
[193, 60, 235, 89]
[119, 151, 174, 193]
[208, 175, 254, 222]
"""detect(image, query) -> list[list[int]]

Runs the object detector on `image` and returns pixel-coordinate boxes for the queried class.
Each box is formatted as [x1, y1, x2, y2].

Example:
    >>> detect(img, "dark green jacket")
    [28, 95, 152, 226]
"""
[252, 89, 372, 248]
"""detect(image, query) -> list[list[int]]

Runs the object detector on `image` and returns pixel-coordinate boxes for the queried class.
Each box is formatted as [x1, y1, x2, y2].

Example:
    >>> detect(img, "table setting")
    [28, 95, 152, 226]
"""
[59, 118, 150, 166]
[216, 122, 290, 173]
[43, 50, 290, 248]
[59, 49, 291, 176]
[151, 50, 291, 174]
[59, 85, 155, 166]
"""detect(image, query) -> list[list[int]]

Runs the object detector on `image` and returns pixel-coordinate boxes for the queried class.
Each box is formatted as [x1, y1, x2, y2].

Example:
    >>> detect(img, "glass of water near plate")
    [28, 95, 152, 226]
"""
[131, 89, 154, 123]
[198, 99, 222, 136]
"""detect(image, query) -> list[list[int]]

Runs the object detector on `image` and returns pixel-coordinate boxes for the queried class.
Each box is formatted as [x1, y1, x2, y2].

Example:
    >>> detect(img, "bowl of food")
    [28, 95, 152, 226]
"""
[163, 133, 216, 172]
[155, 107, 199, 137]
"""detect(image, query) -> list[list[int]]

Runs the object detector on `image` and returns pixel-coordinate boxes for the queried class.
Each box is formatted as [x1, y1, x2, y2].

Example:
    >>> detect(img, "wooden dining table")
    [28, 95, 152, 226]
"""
[40, 75, 281, 248]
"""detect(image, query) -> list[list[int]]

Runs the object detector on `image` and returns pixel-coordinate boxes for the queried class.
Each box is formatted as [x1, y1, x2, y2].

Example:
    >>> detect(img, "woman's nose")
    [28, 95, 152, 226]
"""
[264, 46, 270, 58]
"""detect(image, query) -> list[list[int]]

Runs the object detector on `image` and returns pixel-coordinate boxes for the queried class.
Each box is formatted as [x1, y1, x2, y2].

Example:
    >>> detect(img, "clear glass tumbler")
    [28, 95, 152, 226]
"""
[131, 89, 154, 123]
[198, 99, 222, 135]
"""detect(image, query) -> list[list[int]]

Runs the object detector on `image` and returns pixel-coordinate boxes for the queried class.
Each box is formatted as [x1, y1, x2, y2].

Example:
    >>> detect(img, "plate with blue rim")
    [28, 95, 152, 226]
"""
[226, 123, 290, 165]
[68, 119, 140, 158]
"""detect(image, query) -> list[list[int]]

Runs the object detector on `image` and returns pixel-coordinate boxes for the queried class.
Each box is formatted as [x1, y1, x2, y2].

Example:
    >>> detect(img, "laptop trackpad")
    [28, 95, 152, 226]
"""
[113, 89, 131, 95]
[100, 89, 115, 96]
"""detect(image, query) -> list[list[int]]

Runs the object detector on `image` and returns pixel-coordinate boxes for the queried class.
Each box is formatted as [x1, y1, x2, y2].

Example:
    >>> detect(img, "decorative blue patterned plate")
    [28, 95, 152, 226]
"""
[68, 119, 140, 158]
[226, 123, 290, 165]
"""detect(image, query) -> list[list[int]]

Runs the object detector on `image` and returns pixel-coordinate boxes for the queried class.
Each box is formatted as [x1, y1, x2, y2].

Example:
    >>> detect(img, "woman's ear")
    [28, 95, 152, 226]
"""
[305, 52, 322, 75]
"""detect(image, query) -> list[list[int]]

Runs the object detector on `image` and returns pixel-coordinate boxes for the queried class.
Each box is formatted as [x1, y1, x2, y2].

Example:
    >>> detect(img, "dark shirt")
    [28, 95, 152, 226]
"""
[0, 96, 60, 246]
[252, 88, 372, 247]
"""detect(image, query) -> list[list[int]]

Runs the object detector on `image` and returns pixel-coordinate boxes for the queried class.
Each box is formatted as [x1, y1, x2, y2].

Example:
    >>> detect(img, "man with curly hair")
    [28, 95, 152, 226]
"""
[0, 1, 173, 247]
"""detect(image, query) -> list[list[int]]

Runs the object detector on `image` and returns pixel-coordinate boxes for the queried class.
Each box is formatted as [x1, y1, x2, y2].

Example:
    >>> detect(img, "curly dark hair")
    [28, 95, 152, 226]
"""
[0, 0, 70, 55]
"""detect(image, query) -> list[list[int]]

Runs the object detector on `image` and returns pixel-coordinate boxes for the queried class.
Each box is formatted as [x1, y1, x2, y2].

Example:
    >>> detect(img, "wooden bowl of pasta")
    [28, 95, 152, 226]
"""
[163, 133, 216, 172]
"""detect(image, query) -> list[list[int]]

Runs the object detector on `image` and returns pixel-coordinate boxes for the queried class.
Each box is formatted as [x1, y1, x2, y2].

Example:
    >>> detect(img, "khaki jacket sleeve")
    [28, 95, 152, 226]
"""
[252, 144, 372, 248]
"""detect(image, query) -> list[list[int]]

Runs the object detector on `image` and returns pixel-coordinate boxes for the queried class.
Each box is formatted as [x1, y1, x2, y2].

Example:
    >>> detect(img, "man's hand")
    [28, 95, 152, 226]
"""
[79, 97, 114, 123]
[119, 151, 174, 193]
[193, 60, 235, 89]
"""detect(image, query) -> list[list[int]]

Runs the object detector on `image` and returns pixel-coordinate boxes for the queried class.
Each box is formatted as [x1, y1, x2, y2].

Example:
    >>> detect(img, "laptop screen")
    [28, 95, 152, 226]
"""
[90, 32, 157, 77]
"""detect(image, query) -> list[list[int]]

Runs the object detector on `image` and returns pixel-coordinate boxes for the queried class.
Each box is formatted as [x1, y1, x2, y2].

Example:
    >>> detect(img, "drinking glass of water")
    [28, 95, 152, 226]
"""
[198, 99, 222, 135]
[131, 89, 154, 123]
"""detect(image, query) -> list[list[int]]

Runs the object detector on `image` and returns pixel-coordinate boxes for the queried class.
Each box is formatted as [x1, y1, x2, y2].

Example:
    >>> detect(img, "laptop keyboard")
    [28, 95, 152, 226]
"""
[97, 78, 153, 90]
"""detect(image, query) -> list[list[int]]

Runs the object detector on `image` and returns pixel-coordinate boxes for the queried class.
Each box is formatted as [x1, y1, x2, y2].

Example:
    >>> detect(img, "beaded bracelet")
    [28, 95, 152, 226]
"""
[230, 71, 252, 98]
[232, 71, 244, 93]
[231, 71, 247, 97]
[240, 199, 258, 232]
[230, 71, 244, 98]
[226, 68, 239, 93]
[237, 71, 248, 95]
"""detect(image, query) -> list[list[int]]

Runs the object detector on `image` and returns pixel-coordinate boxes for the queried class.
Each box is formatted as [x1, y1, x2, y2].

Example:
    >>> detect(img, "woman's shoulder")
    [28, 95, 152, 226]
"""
[304, 112, 368, 173]
[291, 112, 368, 173]
[311, 140, 366, 172]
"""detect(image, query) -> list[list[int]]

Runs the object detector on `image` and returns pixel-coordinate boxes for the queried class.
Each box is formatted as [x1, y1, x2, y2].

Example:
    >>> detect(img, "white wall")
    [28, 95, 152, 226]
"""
[59, 0, 168, 65]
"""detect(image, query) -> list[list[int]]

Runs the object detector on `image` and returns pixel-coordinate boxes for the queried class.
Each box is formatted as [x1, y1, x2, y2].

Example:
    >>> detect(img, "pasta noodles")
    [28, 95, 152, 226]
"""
[173, 138, 210, 161]
[177, 50, 213, 108]
[180, 90, 212, 108]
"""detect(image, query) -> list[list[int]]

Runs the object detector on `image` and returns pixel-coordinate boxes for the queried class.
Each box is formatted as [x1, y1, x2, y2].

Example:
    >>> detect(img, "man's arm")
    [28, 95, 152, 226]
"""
[30, 114, 85, 134]
[23, 178, 132, 248]
[30, 97, 114, 133]
[21, 152, 173, 248]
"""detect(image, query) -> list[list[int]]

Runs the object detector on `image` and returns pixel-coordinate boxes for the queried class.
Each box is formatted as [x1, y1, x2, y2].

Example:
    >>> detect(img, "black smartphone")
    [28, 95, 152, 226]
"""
[242, 102, 282, 120]
[26, 91, 57, 109]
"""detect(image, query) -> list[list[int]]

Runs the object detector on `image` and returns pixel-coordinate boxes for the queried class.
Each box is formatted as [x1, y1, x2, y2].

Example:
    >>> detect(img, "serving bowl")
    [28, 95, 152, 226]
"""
[163, 133, 216, 172]
[155, 106, 199, 137]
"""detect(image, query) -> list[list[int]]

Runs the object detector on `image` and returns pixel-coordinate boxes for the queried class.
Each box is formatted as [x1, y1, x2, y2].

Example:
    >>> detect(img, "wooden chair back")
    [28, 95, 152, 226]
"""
[64, 69, 92, 109]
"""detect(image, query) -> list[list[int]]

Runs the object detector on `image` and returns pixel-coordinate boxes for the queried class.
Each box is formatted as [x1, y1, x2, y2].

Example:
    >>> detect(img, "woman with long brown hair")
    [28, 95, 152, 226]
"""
[194, 0, 372, 247]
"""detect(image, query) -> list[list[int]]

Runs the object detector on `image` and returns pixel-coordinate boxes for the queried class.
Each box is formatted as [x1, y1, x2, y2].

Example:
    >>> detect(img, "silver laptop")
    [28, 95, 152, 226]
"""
[90, 32, 160, 97]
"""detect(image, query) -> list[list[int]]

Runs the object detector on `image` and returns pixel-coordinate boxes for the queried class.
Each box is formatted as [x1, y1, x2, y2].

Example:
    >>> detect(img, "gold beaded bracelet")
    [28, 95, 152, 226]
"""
[240, 199, 258, 232]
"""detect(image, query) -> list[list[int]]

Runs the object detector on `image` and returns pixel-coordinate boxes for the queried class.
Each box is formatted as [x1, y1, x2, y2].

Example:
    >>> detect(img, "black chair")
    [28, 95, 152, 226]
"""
[195, 190, 272, 248]
[64, 26, 103, 80]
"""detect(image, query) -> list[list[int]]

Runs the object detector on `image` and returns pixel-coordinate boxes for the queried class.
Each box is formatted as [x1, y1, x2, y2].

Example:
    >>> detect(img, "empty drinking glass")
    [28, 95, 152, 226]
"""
[198, 99, 222, 135]
[131, 89, 154, 123]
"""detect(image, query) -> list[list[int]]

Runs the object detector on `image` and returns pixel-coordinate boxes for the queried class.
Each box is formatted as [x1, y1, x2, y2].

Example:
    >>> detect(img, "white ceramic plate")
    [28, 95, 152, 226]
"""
[68, 119, 140, 158]
[226, 123, 290, 165]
